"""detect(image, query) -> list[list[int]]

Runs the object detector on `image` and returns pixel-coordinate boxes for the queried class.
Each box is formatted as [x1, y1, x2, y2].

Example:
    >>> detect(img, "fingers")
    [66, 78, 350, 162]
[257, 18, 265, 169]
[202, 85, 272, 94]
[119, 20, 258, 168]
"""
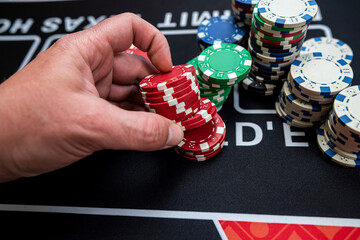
[112, 53, 158, 85]
[92, 101, 183, 151]
[107, 84, 143, 105]
[110, 101, 145, 111]
[72, 13, 172, 73]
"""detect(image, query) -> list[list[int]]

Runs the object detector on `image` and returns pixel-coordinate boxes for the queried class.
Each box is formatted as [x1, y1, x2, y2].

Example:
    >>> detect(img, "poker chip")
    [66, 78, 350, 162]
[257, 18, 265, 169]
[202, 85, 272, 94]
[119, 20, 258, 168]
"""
[234, 0, 259, 8]
[301, 37, 353, 64]
[197, 15, 246, 50]
[232, 0, 258, 27]
[287, 80, 334, 105]
[242, 76, 279, 92]
[289, 52, 353, 100]
[145, 90, 200, 112]
[187, 43, 251, 107]
[257, 0, 318, 28]
[275, 98, 322, 128]
[317, 125, 360, 167]
[325, 110, 360, 156]
[176, 113, 226, 154]
[332, 86, 360, 151]
[248, 39, 300, 62]
[251, 24, 307, 42]
[253, 20, 307, 38]
[251, 36, 304, 52]
[198, 43, 252, 83]
[143, 81, 198, 103]
[124, 44, 150, 61]
[323, 121, 360, 161]
[177, 98, 217, 131]
[281, 80, 332, 116]
[277, 83, 331, 124]
[250, 28, 306, 46]
[139, 64, 227, 161]
[140, 76, 196, 99]
[242, 2, 316, 97]
[253, 4, 307, 30]
[175, 141, 225, 161]
[140, 64, 195, 92]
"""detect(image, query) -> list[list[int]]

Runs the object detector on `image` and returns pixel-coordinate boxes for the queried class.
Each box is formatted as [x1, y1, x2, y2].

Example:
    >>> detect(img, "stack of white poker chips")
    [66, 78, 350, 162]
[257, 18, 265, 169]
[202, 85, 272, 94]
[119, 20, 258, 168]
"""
[317, 86, 360, 167]
[276, 52, 354, 128]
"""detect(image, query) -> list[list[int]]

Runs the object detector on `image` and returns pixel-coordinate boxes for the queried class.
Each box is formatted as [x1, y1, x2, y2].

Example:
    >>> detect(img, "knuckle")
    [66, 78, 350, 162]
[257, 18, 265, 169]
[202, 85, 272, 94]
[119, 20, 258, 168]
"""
[121, 12, 137, 20]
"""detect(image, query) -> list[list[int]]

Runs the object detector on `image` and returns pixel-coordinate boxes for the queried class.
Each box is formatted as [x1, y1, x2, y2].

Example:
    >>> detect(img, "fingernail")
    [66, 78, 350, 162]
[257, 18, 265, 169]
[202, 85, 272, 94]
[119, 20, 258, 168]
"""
[166, 124, 184, 147]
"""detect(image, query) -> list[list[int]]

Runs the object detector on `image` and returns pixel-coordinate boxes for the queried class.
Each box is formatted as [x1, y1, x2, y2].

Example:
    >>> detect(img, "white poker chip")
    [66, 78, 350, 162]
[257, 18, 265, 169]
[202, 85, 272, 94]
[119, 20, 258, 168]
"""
[333, 85, 360, 136]
[301, 37, 353, 64]
[257, 0, 318, 28]
[290, 52, 353, 96]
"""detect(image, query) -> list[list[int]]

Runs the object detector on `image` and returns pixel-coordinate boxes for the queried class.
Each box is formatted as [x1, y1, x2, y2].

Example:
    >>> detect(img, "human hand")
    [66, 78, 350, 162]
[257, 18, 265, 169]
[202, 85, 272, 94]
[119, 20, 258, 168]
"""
[0, 13, 184, 182]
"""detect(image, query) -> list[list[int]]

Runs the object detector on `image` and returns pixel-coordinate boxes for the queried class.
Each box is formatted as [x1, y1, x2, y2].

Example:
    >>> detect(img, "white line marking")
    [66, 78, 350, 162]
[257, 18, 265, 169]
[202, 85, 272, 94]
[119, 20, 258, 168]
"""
[308, 24, 333, 38]
[213, 220, 229, 240]
[161, 29, 197, 35]
[0, 204, 359, 227]
[233, 84, 276, 114]
[40, 34, 64, 52]
[0, 35, 41, 70]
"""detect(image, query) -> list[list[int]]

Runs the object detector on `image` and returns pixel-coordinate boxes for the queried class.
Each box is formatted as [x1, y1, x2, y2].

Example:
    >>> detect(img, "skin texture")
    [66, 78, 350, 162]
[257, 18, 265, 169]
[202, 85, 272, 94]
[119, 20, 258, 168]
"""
[0, 13, 184, 183]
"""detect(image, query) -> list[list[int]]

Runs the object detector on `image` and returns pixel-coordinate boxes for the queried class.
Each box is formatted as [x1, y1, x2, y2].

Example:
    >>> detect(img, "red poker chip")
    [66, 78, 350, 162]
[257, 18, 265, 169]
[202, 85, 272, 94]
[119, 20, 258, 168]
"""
[177, 124, 226, 155]
[251, 28, 306, 46]
[176, 135, 224, 156]
[145, 86, 200, 111]
[139, 64, 196, 92]
[178, 98, 216, 126]
[124, 45, 150, 61]
[179, 114, 212, 131]
[152, 100, 201, 122]
[143, 81, 199, 103]
[177, 113, 226, 152]
[141, 76, 197, 99]
[232, 3, 254, 13]
[177, 99, 217, 131]
[147, 91, 200, 114]
[175, 142, 224, 161]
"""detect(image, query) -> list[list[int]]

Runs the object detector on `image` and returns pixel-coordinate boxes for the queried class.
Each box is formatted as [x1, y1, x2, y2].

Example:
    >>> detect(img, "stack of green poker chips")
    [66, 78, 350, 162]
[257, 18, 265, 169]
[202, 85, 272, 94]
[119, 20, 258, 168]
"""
[187, 43, 252, 108]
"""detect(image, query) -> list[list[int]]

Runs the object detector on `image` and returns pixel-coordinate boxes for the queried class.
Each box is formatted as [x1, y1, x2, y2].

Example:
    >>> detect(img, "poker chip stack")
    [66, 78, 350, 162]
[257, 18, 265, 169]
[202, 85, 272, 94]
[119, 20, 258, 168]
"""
[139, 64, 226, 161]
[243, 0, 318, 97]
[317, 86, 360, 167]
[275, 52, 354, 128]
[187, 43, 252, 108]
[231, 0, 259, 27]
[196, 15, 247, 51]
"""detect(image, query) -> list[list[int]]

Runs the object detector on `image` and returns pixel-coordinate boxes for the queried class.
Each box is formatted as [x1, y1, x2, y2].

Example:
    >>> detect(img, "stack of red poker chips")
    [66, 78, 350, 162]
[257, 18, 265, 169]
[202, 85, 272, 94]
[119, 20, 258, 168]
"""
[139, 64, 226, 161]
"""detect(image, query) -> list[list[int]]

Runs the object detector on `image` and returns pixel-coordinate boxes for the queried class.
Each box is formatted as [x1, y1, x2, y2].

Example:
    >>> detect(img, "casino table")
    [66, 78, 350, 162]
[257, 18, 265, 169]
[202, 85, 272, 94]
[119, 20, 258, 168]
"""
[0, 0, 360, 239]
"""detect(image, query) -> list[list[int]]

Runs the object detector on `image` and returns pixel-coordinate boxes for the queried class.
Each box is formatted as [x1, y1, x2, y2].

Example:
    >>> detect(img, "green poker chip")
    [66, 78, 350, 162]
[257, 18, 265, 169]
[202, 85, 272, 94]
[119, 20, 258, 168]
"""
[186, 57, 198, 68]
[197, 43, 252, 84]
[200, 86, 232, 98]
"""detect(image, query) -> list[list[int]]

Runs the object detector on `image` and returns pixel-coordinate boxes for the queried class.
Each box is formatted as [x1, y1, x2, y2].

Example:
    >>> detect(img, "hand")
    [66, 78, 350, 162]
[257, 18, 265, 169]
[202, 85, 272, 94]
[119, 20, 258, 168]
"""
[0, 13, 184, 183]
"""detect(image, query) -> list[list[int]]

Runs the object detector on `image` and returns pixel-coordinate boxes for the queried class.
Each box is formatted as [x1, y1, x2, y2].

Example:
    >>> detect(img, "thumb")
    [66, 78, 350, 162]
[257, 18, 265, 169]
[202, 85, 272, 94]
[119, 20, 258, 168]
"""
[94, 102, 184, 151]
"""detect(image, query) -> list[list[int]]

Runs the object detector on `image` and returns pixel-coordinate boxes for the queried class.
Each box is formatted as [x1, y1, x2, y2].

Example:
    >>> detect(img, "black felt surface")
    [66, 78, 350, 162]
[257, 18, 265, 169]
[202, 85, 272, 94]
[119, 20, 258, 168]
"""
[0, 0, 359, 239]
